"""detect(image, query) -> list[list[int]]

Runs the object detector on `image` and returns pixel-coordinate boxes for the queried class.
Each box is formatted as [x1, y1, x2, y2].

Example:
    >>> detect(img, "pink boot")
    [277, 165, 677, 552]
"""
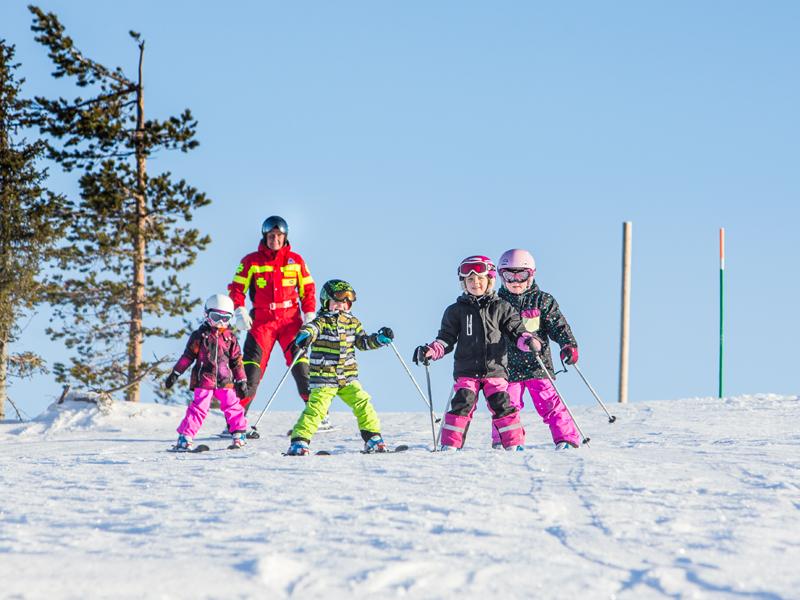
[440, 413, 470, 449]
[493, 412, 525, 450]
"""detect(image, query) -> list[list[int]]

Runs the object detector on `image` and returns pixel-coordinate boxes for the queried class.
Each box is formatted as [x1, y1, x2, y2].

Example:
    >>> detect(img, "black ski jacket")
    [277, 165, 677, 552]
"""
[498, 283, 577, 381]
[435, 292, 529, 380]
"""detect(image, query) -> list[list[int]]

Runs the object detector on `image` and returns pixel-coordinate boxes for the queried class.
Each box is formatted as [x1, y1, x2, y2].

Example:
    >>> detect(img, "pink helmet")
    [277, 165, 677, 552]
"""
[498, 249, 536, 275]
[457, 255, 497, 279]
[458, 255, 496, 293]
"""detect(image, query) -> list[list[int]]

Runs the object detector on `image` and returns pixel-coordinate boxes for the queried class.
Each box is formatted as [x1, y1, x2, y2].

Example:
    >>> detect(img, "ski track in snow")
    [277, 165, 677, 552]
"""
[1, 394, 799, 599]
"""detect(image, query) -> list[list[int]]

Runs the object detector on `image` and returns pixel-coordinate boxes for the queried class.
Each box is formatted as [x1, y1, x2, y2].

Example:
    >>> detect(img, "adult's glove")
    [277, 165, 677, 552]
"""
[234, 306, 253, 331]
[164, 371, 179, 389]
[560, 345, 579, 365]
[303, 312, 316, 325]
[234, 379, 249, 399]
[376, 326, 394, 345]
[294, 330, 312, 350]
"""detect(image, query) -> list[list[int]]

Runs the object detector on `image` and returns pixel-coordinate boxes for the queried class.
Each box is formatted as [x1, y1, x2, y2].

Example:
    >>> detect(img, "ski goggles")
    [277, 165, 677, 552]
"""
[330, 289, 356, 303]
[207, 310, 233, 324]
[500, 269, 533, 283]
[458, 261, 495, 278]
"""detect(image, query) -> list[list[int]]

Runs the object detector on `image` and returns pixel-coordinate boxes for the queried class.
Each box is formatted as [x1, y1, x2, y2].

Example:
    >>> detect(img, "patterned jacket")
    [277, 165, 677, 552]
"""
[299, 310, 384, 388]
[227, 241, 315, 322]
[498, 283, 577, 381]
[435, 292, 529, 380]
[171, 324, 246, 390]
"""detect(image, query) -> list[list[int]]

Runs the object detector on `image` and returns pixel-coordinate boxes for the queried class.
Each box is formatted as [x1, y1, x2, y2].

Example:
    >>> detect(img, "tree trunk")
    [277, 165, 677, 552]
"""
[127, 41, 146, 403]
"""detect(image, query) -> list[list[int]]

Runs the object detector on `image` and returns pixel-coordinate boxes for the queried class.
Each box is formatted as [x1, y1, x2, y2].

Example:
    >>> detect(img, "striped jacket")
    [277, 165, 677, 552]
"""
[300, 310, 383, 388]
[227, 241, 315, 321]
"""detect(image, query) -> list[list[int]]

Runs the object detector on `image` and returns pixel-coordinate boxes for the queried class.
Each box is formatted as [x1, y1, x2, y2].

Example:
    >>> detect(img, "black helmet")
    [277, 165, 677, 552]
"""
[321, 279, 356, 308]
[261, 216, 288, 237]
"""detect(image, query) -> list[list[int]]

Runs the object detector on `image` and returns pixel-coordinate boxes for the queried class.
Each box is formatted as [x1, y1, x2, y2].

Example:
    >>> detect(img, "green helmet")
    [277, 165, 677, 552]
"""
[321, 279, 356, 308]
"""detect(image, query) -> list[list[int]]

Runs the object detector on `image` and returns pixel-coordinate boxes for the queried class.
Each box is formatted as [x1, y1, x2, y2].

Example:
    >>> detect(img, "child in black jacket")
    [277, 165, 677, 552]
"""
[414, 255, 541, 450]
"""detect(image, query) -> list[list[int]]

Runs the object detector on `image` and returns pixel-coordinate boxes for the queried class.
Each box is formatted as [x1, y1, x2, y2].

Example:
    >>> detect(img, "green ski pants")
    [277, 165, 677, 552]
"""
[291, 381, 381, 442]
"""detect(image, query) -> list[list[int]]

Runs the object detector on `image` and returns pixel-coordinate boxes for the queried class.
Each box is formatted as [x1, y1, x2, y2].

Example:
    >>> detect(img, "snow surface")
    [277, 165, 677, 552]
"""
[1, 394, 799, 599]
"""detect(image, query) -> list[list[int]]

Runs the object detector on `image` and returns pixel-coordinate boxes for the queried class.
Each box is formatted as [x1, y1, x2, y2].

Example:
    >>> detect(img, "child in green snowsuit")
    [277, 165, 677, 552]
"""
[286, 279, 394, 455]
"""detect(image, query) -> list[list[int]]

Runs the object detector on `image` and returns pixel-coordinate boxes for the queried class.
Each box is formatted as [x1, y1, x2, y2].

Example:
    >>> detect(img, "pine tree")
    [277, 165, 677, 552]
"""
[30, 6, 211, 402]
[0, 40, 70, 419]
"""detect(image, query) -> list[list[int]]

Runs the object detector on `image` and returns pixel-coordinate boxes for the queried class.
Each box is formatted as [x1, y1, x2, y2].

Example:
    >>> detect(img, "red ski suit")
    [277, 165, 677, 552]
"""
[228, 241, 315, 410]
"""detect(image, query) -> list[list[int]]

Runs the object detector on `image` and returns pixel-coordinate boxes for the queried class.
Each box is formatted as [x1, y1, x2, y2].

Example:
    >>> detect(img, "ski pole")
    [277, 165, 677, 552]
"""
[250, 347, 307, 435]
[571, 363, 617, 423]
[388, 342, 433, 411]
[423, 362, 438, 451]
[388, 342, 438, 450]
[435, 386, 455, 447]
[535, 354, 591, 446]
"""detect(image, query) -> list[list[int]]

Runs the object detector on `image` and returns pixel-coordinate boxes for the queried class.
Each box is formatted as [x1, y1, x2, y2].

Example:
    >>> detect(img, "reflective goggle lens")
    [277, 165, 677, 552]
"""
[331, 290, 356, 303]
[458, 262, 490, 277]
[207, 310, 232, 323]
[501, 269, 532, 283]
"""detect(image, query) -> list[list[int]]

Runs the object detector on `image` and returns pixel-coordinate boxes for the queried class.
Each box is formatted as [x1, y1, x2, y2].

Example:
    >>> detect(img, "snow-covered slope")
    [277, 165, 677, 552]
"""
[1, 394, 798, 599]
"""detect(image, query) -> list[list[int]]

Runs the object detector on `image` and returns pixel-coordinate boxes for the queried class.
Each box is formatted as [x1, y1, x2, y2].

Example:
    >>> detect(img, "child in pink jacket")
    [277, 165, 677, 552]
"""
[165, 294, 248, 451]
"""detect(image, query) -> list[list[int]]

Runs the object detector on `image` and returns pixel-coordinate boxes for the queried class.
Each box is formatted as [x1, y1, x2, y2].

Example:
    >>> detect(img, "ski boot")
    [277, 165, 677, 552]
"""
[555, 441, 577, 450]
[229, 431, 246, 449]
[174, 434, 192, 452]
[505, 445, 525, 452]
[364, 434, 388, 453]
[491, 442, 503, 450]
[286, 440, 310, 456]
[439, 444, 458, 452]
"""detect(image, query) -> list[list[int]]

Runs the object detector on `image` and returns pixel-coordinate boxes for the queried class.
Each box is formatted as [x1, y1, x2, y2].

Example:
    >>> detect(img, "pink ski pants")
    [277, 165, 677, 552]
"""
[497, 379, 580, 446]
[440, 377, 524, 449]
[177, 388, 248, 438]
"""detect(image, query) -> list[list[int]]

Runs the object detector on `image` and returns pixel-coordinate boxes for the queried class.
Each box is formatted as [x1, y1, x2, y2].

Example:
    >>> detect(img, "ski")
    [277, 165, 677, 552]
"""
[217, 429, 260, 440]
[361, 444, 409, 454]
[282, 445, 408, 456]
[168, 443, 210, 454]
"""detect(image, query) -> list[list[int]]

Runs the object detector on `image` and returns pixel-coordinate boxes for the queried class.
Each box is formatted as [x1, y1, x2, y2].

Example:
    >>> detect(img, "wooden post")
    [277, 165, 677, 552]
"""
[719, 227, 725, 398]
[619, 222, 632, 404]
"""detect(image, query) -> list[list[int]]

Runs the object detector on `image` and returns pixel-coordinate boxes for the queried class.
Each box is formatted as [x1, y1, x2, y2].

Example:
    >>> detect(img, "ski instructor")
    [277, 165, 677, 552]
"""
[228, 216, 316, 433]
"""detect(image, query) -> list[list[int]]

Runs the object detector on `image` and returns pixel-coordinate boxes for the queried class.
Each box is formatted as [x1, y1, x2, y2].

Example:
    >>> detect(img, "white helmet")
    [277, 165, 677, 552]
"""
[204, 294, 234, 327]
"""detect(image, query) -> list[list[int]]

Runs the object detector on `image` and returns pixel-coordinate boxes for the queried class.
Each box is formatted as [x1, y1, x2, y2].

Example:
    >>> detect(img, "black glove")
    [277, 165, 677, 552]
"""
[412, 345, 430, 366]
[164, 371, 179, 389]
[234, 379, 248, 399]
[377, 327, 394, 341]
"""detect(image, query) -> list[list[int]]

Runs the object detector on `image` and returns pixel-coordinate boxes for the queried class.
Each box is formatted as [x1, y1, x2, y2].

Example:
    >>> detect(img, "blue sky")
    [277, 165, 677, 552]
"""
[3, 1, 798, 420]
